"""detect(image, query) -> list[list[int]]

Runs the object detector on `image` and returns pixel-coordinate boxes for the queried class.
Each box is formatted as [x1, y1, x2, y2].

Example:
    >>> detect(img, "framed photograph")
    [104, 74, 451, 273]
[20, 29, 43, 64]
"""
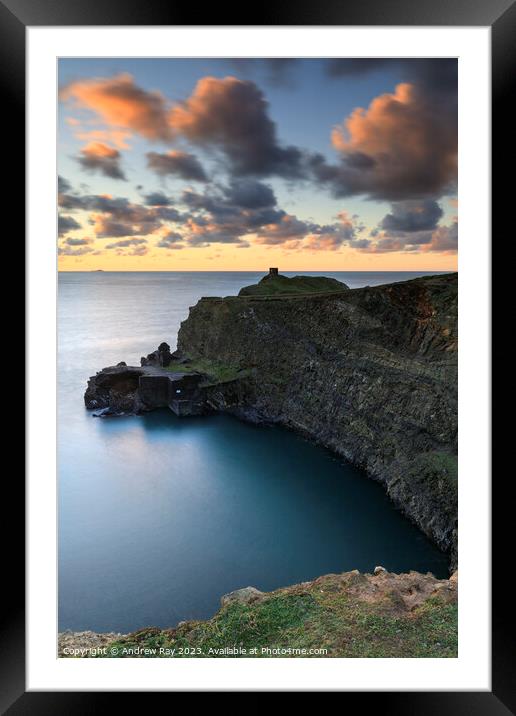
[7, 0, 510, 707]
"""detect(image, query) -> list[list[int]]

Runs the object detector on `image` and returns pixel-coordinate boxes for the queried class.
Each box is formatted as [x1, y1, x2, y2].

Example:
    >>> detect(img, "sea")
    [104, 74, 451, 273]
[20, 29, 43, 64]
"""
[58, 271, 449, 632]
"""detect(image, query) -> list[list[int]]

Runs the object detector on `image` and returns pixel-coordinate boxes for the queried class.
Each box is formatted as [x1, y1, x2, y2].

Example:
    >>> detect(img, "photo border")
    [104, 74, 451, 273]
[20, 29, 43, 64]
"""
[6, 0, 511, 707]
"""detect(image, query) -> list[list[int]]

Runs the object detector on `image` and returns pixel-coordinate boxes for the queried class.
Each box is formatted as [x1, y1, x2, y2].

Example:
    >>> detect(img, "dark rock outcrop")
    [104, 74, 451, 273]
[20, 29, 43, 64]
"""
[141, 342, 172, 367]
[84, 365, 143, 413]
[84, 362, 207, 416]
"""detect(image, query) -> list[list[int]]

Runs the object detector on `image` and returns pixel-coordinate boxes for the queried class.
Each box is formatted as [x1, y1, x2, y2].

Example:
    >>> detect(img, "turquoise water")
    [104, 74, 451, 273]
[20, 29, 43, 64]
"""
[58, 271, 449, 632]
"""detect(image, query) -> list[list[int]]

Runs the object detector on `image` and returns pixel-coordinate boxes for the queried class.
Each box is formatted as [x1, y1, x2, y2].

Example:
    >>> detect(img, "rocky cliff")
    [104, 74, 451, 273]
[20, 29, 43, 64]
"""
[176, 273, 458, 564]
[84, 273, 458, 566]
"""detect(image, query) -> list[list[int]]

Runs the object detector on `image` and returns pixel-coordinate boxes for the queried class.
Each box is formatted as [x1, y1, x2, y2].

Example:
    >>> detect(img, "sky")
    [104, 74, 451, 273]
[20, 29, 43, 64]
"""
[57, 58, 458, 271]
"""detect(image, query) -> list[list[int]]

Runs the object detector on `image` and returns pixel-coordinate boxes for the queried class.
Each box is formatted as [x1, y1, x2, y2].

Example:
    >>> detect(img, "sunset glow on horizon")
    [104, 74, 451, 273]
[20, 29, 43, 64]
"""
[58, 58, 458, 272]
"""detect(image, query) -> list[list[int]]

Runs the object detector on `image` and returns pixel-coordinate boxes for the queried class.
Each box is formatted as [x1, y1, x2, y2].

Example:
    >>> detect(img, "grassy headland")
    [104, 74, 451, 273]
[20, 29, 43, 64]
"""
[238, 273, 349, 297]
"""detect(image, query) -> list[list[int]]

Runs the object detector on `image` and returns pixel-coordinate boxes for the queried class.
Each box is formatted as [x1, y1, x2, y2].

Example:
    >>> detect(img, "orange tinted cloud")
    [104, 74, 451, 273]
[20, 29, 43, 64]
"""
[421, 222, 458, 253]
[78, 142, 126, 180]
[301, 235, 346, 251]
[254, 211, 366, 251]
[332, 83, 413, 153]
[60, 73, 172, 141]
[81, 142, 118, 158]
[75, 128, 132, 149]
[314, 82, 457, 200]
[255, 214, 312, 244]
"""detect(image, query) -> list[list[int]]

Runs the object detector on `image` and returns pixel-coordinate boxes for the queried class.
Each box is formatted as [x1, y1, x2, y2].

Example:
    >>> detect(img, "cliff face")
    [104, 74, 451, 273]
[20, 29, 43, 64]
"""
[177, 273, 458, 563]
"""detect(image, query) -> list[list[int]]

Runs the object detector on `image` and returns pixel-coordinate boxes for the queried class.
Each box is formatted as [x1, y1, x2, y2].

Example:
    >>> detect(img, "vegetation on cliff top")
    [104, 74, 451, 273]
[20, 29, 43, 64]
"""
[164, 357, 250, 385]
[87, 570, 457, 659]
[238, 273, 349, 297]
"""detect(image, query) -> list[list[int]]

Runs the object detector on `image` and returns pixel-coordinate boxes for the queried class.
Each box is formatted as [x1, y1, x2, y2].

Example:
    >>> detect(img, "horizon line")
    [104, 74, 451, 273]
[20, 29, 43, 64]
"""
[57, 268, 457, 273]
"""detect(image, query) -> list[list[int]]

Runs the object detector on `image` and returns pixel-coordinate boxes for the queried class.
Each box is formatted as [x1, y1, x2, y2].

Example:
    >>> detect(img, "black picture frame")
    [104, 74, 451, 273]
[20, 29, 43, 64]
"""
[6, 0, 510, 708]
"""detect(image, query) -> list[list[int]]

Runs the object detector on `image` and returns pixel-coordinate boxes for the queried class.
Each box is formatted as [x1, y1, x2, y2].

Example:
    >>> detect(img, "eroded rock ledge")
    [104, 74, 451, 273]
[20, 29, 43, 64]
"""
[59, 568, 458, 658]
[84, 273, 458, 565]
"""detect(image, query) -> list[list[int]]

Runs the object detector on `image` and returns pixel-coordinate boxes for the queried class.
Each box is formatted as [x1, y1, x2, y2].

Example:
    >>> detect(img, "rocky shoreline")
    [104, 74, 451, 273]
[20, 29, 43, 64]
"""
[84, 272, 458, 567]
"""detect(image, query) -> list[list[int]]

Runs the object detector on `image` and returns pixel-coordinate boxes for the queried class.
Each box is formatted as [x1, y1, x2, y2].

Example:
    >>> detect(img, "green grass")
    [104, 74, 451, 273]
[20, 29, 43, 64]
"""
[94, 576, 457, 659]
[410, 451, 458, 492]
[238, 274, 348, 297]
[164, 357, 250, 385]
[424, 451, 458, 483]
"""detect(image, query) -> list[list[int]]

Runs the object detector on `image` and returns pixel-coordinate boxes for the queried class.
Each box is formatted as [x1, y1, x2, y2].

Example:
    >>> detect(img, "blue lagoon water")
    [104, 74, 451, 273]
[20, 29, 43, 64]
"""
[58, 271, 449, 632]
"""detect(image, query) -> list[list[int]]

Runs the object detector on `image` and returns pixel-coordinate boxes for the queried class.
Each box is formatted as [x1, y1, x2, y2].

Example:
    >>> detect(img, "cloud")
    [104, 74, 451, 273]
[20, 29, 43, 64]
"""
[422, 221, 458, 253]
[263, 59, 298, 87]
[165, 181, 283, 248]
[58, 188, 184, 238]
[146, 150, 207, 181]
[105, 237, 147, 248]
[223, 179, 276, 209]
[167, 181, 366, 251]
[77, 142, 126, 180]
[169, 76, 305, 177]
[357, 199, 456, 254]
[60, 73, 172, 141]
[179, 217, 251, 248]
[58, 245, 93, 256]
[64, 236, 93, 246]
[380, 200, 443, 233]
[326, 58, 457, 97]
[74, 128, 132, 150]
[60, 73, 308, 178]
[326, 59, 396, 77]
[105, 237, 149, 256]
[255, 210, 366, 251]
[58, 176, 71, 193]
[154, 206, 184, 222]
[254, 214, 314, 245]
[92, 212, 158, 238]
[58, 214, 81, 236]
[226, 59, 299, 87]
[364, 218, 458, 254]
[300, 233, 371, 252]
[156, 231, 185, 249]
[142, 192, 172, 206]
[312, 70, 457, 201]
[180, 182, 281, 227]
[182, 180, 277, 215]
[57, 178, 456, 257]
[128, 245, 149, 255]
